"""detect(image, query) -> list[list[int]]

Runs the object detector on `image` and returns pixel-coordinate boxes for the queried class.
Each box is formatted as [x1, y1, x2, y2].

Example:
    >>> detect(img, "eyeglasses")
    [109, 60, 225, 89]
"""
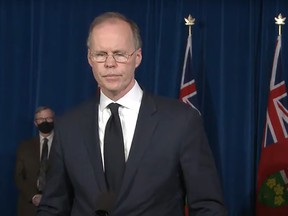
[89, 50, 137, 63]
[35, 117, 54, 123]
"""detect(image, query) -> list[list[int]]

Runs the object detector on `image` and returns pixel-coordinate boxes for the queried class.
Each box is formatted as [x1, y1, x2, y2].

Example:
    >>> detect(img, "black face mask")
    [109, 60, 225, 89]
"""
[37, 122, 54, 134]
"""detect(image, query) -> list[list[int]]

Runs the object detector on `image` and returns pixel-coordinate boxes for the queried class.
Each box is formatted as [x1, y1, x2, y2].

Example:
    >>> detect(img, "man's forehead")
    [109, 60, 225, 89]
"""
[37, 109, 53, 117]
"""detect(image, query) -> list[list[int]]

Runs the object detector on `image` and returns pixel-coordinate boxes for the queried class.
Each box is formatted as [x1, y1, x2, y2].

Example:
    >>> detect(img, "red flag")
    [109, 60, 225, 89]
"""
[179, 34, 200, 113]
[179, 33, 200, 216]
[256, 35, 288, 215]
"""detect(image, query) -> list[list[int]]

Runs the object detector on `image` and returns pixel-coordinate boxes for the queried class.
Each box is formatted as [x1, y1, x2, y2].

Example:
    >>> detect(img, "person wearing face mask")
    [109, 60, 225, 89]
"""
[15, 106, 55, 216]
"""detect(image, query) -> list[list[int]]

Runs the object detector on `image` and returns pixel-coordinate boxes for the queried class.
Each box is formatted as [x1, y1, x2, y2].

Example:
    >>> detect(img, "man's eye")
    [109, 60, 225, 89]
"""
[95, 53, 107, 57]
[114, 53, 125, 57]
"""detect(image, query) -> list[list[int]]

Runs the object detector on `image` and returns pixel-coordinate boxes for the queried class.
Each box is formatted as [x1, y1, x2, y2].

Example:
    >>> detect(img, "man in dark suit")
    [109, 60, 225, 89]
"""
[15, 106, 55, 216]
[37, 12, 226, 216]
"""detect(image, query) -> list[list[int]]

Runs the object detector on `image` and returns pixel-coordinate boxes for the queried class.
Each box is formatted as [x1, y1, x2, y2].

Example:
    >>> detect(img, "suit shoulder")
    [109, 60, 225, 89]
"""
[56, 97, 97, 124]
[17, 136, 38, 151]
[148, 93, 200, 116]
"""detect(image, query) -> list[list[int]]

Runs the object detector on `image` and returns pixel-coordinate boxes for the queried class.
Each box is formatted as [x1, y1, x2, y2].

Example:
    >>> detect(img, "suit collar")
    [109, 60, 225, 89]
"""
[79, 96, 108, 192]
[31, 137, 41, 166]
[79, 92, 159, 196]
[118, 92, 158, 198]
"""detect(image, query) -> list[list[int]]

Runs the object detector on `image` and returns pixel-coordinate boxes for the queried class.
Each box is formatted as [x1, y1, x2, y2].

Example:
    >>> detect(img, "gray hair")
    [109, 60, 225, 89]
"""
[34, 106, 55, 119]
[86, 12, 142, 50]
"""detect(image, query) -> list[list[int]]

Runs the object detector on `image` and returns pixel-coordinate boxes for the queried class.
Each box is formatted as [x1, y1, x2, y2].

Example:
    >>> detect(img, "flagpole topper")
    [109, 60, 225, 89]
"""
[184, 14, 195, 36]
[275, 13, 286, 36]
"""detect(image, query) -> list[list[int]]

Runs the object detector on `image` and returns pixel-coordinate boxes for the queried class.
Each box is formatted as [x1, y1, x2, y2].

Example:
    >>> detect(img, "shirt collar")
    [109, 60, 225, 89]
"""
[99, 80, 143, 111]
[39, 132, 54, 142]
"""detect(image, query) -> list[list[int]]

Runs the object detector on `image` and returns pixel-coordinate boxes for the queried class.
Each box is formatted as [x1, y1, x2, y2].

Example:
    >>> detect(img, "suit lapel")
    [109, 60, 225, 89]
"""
[32, 137, 41, 173]
[77, 93, 159, 196]
[79, 97, 108, 192]
[119, 92, 158, 197]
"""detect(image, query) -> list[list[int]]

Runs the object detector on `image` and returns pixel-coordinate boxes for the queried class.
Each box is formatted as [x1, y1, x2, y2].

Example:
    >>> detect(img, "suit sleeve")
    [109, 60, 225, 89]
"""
[15, 143, 39, 202]
[180, 109, 227, 215]
[37, 128, 73, 216]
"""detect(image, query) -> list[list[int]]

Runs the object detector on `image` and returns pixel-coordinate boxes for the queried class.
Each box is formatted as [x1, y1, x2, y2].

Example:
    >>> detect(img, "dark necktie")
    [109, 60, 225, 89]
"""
[38, 138, 48, 192]
[104, 103, 125, 194]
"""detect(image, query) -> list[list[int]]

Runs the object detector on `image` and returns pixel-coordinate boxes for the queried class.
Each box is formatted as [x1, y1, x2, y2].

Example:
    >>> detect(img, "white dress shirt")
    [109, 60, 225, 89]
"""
[39, 133, 54, 159]
[98, 81, 143, 168]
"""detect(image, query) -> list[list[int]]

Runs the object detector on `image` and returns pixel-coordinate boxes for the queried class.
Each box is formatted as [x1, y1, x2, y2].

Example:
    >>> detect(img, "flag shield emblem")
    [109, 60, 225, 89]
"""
[258, 169, 288, 207]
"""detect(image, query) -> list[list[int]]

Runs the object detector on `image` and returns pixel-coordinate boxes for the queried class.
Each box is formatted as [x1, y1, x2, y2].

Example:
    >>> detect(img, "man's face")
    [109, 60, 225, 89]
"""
[87, 19, 142, 100]
[34, 109, 54, 125]
[34, 109, 55, 135]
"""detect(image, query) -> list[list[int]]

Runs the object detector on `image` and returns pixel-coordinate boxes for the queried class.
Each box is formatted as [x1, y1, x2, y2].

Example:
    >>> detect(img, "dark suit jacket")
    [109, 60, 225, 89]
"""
[38, 92, 227, 216]
[15, 137, 41, 216]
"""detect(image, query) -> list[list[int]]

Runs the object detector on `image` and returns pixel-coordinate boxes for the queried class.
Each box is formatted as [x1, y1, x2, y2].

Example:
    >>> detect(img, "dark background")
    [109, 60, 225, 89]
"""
[1, 0, 288, 215]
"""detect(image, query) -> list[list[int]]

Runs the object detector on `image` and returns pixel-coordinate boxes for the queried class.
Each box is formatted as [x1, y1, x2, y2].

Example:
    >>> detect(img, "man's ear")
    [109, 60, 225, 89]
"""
[135, 48, 142, 68]
[87, 49, 93, 67]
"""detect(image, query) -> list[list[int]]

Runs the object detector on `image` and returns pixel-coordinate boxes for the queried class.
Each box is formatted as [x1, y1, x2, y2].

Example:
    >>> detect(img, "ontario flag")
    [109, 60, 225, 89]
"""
[179, 33, 200, 216]
[256, 35, 288, 216]
[179, 33, 200, 113]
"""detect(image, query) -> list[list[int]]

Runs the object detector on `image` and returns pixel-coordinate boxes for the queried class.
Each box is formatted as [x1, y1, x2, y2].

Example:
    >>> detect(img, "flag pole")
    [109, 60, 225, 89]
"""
[184, 14, 195, 36]
[274, 13, 286, 36]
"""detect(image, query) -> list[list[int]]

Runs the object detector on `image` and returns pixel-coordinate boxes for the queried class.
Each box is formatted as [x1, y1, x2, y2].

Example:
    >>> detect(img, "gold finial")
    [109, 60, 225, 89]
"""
[184, 14, 195, 36]
[275, 13, 286, 36]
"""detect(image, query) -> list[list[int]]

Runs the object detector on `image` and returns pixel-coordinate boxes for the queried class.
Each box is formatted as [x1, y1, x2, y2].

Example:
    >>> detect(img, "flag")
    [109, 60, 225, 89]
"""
[179, 33, 200, 216]
[179, 34, 200, 113]
[256, 35, 288, 216]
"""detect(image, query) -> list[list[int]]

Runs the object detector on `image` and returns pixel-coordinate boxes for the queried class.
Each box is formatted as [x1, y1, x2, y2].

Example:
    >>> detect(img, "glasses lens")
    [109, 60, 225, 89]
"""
[90, 51, 135, 63]
[113, 54, 128, 63]
[36, 117, 53, 123]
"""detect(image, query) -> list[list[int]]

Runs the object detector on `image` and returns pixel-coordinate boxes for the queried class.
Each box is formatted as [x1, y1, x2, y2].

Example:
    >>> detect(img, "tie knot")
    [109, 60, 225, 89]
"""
[43, 138, 48, 144]
[108, 103, 121, 115]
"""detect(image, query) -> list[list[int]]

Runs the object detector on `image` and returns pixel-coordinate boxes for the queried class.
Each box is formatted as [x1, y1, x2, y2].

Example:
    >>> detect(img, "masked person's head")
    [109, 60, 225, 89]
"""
[34, 106, 55, 135]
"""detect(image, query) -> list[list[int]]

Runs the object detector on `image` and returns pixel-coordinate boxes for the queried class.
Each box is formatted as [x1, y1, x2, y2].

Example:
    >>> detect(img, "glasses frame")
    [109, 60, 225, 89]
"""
[35, 117, 54, 123]
[89, 49, 137, 63]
